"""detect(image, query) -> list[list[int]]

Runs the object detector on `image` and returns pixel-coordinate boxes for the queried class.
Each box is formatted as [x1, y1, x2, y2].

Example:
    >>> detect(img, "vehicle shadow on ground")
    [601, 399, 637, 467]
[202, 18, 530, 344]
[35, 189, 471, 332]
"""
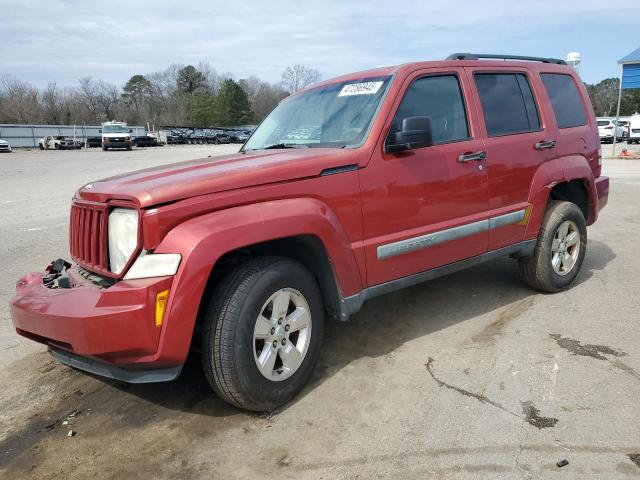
[112, 239, 615, 416]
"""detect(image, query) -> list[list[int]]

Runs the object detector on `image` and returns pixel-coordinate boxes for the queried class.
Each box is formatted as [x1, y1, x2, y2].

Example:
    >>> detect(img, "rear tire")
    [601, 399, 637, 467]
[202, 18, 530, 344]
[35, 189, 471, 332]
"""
[201, 256, 324, 411]
[519, 201, 587, 292]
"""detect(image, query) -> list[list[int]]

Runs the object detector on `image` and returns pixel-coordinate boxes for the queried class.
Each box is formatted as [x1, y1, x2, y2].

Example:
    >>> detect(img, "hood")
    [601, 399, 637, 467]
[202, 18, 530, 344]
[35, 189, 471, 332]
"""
[77, 148, 359, 207]
[0, 139, 8, 145]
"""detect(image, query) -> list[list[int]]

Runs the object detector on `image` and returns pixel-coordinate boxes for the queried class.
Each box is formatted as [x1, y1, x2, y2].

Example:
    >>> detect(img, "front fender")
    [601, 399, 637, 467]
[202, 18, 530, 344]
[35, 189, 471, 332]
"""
[525, 155, 597, 239]
[147, 197, 363, 365]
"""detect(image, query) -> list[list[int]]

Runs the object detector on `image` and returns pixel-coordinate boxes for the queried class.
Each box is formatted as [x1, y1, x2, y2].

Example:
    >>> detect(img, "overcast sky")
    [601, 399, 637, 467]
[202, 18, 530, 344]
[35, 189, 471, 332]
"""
[2, 0, 639, 89]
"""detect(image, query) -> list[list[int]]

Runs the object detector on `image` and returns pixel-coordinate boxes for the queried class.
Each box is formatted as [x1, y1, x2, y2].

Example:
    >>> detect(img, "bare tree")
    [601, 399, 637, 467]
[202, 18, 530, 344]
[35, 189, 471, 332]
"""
[77, 77, 101, 123]
[280, 64, 321, 93]
[0, 75, 40, 123]
[41, 82, 63, 124]
[240, 76, 288, 122]
[95, 81, 120, 120]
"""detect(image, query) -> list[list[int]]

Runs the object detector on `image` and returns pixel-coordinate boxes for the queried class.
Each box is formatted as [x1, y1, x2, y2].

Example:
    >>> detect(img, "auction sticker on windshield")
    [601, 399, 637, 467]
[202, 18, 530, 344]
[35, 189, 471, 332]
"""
[338, 81, 384, 97]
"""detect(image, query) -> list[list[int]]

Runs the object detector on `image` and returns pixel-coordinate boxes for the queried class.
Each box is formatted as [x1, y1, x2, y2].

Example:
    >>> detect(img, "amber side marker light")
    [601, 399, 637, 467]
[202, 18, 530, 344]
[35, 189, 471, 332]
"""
[519, 205, 533, 225]
[155, 289, 170, 327]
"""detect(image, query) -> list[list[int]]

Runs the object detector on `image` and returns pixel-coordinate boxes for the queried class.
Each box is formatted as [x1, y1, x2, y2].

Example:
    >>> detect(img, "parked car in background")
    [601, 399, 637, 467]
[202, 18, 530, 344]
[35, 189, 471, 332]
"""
[85, 136, 102, 148]
[213, 132, 231, 144]
[628, 113, 640, 144]
[166, 135, 185, 145]
[229, 130, 251, 143]
[38, 136, 83, 150]
[133, 136, 162, 147]
[618, 119, 630, 133]
[0, 139, 12, 152]
[188, 132, 209, 144]
[597, 118, 626, 143]
[10, 53, 609, 412]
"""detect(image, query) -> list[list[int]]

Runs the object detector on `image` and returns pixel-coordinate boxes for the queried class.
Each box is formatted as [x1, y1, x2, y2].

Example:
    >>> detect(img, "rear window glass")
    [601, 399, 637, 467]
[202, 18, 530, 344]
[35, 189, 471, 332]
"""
[597, 120, 609, 126]
[540, 73, 587, 129]
[474, 73, 541, 136]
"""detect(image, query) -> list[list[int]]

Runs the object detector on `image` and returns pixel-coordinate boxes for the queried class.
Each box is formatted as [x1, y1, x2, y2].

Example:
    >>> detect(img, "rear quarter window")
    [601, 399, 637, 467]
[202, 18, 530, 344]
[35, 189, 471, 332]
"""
[540, 73, 587, 129]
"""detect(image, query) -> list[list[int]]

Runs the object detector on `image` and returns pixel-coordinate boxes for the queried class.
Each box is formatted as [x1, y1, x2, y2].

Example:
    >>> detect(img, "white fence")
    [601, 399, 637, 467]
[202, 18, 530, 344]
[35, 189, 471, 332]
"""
[0, 124, 147, 148]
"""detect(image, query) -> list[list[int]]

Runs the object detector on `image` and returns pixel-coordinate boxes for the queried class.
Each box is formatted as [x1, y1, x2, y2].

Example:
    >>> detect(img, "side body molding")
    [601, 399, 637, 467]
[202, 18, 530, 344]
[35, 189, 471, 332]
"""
[525, 155, 597, 240]
[148, 198, 363, 365]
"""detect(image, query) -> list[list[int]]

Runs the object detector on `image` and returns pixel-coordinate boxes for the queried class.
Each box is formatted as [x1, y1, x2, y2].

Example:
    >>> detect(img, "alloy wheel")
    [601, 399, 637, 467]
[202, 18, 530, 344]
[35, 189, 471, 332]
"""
[253, 288, 312, 381]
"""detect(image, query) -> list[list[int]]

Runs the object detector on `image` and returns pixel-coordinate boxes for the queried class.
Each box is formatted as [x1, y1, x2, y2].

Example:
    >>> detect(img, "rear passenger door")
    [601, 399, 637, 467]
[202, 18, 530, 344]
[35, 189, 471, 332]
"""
[466, 67, 557, 251]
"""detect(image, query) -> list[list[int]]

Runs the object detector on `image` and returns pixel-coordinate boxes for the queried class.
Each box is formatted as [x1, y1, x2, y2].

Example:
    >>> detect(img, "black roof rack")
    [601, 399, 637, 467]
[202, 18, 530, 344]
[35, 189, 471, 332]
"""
[446, 53, 566, 65]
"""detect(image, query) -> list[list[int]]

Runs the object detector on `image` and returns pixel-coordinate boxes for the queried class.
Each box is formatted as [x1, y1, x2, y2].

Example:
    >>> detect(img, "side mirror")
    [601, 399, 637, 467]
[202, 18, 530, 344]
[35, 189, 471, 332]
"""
[386, 116, 433, 153]
[129, 129, 133, 133]
[98, 129, 102, 133]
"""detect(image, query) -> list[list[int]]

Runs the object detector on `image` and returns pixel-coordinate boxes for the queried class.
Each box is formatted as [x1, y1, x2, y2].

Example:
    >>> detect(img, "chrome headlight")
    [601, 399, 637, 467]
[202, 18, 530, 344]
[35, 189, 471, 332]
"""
[108, 208, 138, 274]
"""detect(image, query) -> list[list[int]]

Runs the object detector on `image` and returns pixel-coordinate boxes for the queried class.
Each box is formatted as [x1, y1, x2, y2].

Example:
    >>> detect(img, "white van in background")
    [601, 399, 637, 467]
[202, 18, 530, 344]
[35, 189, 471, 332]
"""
[101, 121, 133, 151]
[628, 113, 640, 145]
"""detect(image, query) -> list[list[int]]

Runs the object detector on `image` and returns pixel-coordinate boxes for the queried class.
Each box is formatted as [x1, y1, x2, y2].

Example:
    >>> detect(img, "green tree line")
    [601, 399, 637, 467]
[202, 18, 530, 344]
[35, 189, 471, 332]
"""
[3, 65, 638, 127]
[585, 78, 640, 117]
[0, 63, 321, 127]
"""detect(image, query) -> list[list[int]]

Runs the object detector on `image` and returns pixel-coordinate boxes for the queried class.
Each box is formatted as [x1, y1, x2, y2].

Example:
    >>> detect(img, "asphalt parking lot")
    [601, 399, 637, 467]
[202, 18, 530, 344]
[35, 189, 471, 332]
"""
[1, 145, 639, 479]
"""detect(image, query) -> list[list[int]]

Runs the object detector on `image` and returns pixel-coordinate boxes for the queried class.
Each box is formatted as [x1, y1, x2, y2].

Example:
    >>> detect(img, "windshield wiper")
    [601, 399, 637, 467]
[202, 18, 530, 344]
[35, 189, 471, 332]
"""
[262, 143, 310, 150]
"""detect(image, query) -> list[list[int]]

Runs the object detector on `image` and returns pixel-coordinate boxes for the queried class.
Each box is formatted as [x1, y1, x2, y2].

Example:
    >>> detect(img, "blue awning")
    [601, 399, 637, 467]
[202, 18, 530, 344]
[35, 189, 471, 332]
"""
[619, 47, 640, 64]
[619, 47, 640, 90]
[622, 64, 640, 90]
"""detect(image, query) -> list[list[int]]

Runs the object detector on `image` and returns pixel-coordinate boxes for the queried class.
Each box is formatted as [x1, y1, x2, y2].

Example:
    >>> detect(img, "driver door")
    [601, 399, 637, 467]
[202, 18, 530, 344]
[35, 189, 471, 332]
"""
[359, 67, 489, 286]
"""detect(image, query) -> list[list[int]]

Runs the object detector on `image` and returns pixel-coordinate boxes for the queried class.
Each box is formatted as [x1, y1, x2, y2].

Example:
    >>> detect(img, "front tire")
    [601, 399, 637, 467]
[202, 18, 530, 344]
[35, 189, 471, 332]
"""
[519, 201, 587, 292]
[201, 256, 324, 411]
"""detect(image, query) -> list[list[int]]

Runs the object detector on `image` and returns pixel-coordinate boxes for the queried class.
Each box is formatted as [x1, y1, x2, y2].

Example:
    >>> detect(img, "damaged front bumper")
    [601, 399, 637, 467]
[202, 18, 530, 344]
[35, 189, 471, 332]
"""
[10, 260, 182, 383]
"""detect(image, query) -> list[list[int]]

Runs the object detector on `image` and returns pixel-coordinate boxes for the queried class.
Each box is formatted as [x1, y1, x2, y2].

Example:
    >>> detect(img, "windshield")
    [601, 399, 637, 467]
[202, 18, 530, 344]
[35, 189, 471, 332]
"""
[243, 76, 391, 151]
[103, 124, 129, 134]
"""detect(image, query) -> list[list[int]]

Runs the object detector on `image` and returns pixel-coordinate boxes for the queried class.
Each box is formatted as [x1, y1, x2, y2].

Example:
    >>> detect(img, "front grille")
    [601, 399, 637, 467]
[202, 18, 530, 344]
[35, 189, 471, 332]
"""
[69, 201, 108, 273]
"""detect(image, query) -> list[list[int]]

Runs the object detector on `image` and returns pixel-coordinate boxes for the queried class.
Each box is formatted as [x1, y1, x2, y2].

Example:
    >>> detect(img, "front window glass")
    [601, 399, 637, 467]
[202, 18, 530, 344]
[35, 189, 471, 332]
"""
[390, 75, 469, 145]
[243, 76, 391, 151]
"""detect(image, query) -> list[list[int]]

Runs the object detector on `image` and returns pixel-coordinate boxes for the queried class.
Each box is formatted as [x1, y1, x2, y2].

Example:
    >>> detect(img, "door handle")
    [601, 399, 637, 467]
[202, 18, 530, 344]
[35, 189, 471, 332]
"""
[535, 140, 556, 150]
[458, 151, 486, 162]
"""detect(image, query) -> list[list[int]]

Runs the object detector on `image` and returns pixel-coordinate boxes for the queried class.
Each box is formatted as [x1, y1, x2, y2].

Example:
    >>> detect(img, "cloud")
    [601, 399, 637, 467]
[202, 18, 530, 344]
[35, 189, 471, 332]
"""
[2, 0, 639, 87]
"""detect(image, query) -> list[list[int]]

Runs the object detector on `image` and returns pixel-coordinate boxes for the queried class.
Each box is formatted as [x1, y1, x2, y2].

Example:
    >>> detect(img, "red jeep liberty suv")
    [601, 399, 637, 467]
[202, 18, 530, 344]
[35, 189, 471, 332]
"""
[11, 53, 609, 411]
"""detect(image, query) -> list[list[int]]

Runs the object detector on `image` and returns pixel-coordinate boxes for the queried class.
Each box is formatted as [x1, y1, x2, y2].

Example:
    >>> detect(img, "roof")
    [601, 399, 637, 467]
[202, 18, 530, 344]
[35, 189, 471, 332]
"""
[619, 47, 640, 64]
